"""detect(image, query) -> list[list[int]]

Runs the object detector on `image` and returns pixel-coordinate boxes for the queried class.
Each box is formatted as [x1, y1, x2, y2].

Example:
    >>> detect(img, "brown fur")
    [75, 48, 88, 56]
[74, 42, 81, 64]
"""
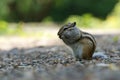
[80, 38, 95, 59]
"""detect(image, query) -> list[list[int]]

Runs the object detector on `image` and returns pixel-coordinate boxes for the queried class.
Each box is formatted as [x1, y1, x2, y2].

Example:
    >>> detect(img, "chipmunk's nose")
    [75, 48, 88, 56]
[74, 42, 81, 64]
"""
[57, 33, 61, 38]
[59, 35, 64, 39]
[58, 35, 62, 39]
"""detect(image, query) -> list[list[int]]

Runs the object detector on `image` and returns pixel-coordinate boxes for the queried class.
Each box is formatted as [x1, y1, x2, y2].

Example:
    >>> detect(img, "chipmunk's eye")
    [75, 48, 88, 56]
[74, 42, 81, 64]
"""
[64, 27, 68, 30]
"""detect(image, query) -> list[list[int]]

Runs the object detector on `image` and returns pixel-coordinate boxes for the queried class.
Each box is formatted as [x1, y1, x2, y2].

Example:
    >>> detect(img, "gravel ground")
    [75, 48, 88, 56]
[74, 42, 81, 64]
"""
[0, 33, 120, 80]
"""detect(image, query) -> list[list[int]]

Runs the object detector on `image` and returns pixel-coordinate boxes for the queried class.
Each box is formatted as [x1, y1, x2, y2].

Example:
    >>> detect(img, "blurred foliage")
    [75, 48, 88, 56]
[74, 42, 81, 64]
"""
[51, 0, 118, 22]
[0, 21, 25, 35]
[0, 0, 120, 35]
[65, 0, 120, 28]
[0, 0, 118, 22]
[65, 14, 102, 28]
[13, 22, 25, 35]
[0, 21, 8, 34]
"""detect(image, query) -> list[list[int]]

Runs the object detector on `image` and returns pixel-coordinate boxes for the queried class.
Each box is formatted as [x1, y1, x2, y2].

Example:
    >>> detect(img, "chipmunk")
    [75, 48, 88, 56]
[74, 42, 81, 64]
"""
[58, 22, 96, 60]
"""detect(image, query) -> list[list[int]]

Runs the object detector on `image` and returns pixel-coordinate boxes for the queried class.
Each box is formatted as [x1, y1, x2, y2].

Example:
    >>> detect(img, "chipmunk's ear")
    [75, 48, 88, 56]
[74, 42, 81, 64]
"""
[71, 22, 76, 27]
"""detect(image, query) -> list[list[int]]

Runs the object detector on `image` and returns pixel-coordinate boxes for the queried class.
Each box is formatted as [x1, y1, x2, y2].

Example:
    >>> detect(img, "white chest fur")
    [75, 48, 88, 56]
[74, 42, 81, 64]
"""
[69, 42, 83, 59]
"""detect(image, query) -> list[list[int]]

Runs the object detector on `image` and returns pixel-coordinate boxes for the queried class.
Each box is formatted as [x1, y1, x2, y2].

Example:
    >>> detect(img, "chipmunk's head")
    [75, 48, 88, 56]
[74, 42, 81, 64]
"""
[58, 22, 82, 44]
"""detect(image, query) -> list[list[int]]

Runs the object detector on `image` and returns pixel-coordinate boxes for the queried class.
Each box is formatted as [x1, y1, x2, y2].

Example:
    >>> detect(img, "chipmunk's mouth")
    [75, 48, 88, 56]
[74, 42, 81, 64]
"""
[58, 35, 61, 39]
[58, 34, 64, 39]
[59, 34, 69, 40]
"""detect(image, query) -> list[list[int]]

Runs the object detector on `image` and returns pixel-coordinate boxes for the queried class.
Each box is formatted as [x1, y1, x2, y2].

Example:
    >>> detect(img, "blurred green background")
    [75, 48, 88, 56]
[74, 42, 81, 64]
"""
[0, 0, 120, 35]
